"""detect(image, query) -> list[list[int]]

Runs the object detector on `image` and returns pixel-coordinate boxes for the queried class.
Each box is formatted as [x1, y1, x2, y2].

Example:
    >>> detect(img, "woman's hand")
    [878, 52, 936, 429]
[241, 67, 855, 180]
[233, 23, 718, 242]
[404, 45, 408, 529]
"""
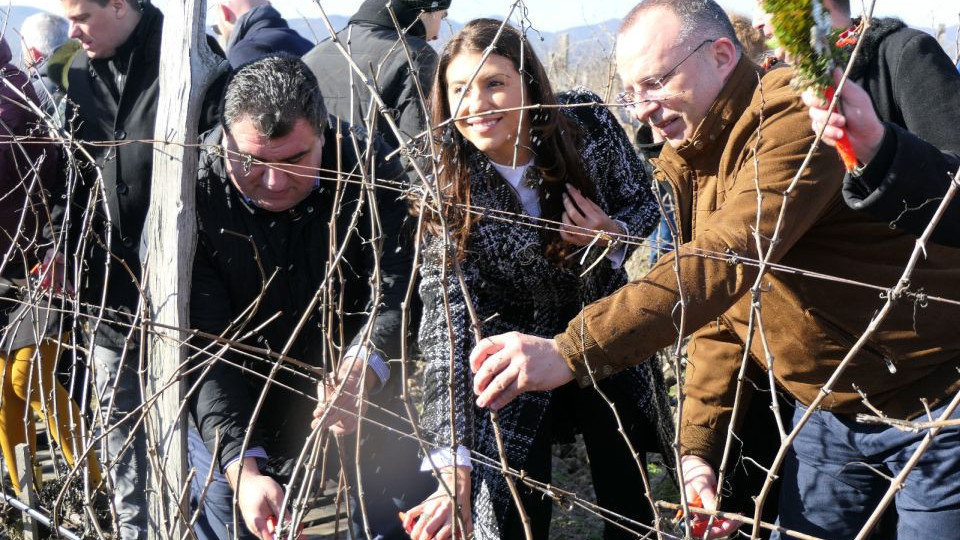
[404, 466, 472, 540]
[560, 184, 622, 246]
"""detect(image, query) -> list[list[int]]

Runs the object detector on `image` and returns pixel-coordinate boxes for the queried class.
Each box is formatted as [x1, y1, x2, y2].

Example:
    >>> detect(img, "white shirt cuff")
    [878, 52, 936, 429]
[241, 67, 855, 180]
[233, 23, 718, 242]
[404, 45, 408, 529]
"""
[345, 344, 390, 394]
[420, 445, 473, 471]
[222, 446, 268, 473]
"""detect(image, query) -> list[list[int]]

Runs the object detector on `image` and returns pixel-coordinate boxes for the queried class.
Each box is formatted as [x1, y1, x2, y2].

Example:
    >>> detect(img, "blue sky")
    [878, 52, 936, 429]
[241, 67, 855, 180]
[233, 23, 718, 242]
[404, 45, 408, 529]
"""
[18, 0, 960, 32]
[306, 0, 958, 32]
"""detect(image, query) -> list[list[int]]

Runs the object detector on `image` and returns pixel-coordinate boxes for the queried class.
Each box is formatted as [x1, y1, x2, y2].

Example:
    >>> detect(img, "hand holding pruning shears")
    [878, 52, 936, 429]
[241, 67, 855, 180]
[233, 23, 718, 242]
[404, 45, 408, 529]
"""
[678, 455, 741, 539]
[31, 250, 73, 296]
[226, 457, 303, 540]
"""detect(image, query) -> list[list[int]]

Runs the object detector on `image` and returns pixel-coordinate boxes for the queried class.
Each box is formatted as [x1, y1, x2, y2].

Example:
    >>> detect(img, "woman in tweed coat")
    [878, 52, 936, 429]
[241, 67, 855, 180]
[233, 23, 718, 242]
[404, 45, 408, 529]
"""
[405, 19, 673, 540]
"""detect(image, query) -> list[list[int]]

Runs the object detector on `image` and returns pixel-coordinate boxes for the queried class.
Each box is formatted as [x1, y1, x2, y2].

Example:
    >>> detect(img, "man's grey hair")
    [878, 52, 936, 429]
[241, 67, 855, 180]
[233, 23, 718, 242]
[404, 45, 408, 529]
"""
[21, 13, 69, 60]
[619, 0, 743, 54]
[222, 54, 328, 139]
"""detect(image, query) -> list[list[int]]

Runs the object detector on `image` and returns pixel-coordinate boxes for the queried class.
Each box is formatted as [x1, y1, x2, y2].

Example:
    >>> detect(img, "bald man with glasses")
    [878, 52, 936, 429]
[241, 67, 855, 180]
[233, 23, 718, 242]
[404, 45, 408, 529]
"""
[468, 1, 960, 538]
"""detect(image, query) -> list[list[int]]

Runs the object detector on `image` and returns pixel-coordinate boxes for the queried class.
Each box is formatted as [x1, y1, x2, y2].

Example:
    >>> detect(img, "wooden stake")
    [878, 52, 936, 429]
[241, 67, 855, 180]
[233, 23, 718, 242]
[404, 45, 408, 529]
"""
[15, 443, 39, 540]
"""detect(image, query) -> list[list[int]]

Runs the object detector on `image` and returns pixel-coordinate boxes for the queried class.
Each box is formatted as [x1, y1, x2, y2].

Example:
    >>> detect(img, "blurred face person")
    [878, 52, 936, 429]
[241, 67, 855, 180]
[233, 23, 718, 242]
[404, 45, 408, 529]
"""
[60, 0, 139, 59]
[752, 1, 776, 44]
[223, 117, 325, 212]
[419, 9, 448, 41]
[753, 0, 789, 59]
[214, 4, 236, 45]
[616, 6, 737, 147]
[444, 51, 532, 166]
[753, 0, 849, 60]
[214, 0, 247, 45]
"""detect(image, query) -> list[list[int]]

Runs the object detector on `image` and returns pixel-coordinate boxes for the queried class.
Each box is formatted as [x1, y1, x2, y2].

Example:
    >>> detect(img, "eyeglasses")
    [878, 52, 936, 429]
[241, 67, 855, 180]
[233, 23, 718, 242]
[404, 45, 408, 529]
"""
[616, 39, 715, 109]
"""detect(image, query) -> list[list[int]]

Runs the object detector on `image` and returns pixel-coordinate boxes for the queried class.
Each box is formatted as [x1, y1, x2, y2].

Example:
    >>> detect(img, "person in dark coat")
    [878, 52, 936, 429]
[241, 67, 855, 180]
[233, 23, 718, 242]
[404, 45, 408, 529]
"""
[757, 0, 960, 246]
[188, 55, 433, 540]
[302, 0, 450, 152]
[0, 37, 56, 259]
[213, 0, 312, 67]
[0, 34, 103, 500]
[55, 0, 224, 537]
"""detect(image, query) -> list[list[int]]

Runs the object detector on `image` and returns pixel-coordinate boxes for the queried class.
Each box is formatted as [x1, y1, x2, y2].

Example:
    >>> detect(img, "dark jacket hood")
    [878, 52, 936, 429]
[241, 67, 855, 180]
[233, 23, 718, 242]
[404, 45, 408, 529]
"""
[223, 4, 311, 67]
[350, 0, 429, 39]
[849, 17, 907, 81]
[227, 5, 287, 51]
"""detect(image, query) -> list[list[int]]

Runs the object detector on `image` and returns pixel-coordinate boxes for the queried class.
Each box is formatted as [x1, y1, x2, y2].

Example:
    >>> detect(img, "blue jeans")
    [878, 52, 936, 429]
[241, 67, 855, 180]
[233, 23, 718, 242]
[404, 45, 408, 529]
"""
[646, 213, 675, 265]
[187, 429, 256, 540]
[92, 344, 148, 540]
[188, 386, 434, 540]
[772, 400, 960, 539]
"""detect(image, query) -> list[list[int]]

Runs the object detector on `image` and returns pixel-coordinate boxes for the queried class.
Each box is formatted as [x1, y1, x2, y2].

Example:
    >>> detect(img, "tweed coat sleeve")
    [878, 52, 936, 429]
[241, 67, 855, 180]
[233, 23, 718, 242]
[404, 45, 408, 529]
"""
[558, 89, 660, 247]
[417, 236, 480, 454]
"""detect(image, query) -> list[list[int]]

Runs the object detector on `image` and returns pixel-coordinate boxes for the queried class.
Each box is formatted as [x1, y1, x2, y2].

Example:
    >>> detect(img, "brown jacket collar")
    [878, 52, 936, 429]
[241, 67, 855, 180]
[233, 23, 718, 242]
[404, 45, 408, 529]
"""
[670, 57, 764, 163]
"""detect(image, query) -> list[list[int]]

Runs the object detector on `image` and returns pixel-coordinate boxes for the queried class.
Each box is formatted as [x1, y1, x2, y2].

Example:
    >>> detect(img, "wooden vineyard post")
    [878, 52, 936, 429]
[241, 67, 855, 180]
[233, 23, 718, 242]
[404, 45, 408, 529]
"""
[144, 1, 222, 538]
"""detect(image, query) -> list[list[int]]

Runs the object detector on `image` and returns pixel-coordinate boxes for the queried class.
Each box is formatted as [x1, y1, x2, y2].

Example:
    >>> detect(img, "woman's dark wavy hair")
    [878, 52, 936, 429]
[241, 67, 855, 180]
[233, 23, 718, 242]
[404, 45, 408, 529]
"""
[420, 18, 595, 263]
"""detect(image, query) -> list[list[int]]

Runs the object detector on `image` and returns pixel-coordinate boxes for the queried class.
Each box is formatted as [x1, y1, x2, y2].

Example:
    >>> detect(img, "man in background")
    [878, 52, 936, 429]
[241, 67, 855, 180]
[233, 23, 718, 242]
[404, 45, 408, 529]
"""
[303, 0, 450, 153]
[56, 0, 223, 537]
[20, 12, 71, 112]
[213, 0, 312, 67]
[301, 5, 452, 537]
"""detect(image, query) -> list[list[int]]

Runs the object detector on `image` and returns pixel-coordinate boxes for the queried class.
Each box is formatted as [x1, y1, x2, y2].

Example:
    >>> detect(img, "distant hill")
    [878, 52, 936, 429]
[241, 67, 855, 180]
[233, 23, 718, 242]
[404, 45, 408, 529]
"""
[281, 16, 622, 60]
[536, 18, 619, 56]
[285, 14, 349, 45]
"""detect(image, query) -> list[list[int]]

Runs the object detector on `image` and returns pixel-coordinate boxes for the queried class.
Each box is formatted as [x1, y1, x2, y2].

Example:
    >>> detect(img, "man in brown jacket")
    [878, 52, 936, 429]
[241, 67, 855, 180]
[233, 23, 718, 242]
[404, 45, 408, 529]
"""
[467, 1, 960, 538]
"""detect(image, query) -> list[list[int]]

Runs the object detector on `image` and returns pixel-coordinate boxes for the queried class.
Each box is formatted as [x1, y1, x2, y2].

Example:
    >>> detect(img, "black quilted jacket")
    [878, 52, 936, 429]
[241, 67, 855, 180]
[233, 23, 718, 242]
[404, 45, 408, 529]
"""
[189, 120, 411, 471]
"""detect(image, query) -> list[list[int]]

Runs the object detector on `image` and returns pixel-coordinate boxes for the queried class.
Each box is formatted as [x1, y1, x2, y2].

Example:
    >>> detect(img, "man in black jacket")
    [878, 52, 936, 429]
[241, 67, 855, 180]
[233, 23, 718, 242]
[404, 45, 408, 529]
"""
[213, 0, 312, 67]
[756, 0, 960, 246]
[189, 55, 432, 540]
[56, 2, 164, 538]
[57, 1, 224, 537]
[303, 0, 449, 152]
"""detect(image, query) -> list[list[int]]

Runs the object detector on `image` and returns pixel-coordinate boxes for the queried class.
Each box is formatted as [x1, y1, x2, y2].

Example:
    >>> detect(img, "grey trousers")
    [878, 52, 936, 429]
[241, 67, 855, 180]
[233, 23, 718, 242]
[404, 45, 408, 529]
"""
[92, 344, 148, 540]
